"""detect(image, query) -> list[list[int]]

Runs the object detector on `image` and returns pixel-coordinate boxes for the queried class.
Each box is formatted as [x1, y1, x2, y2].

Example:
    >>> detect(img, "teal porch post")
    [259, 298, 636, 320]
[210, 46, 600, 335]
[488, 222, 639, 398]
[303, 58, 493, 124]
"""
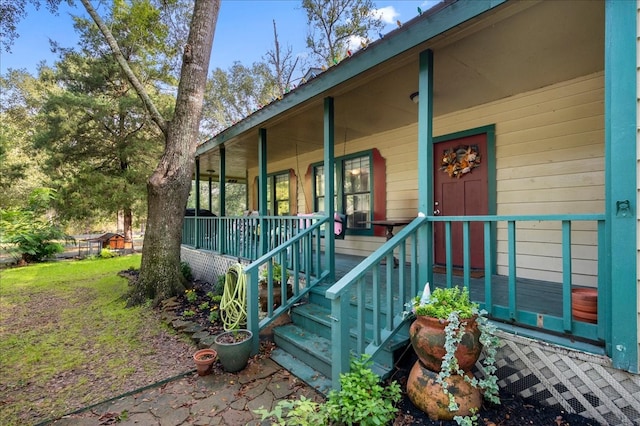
[194, 157, 200, 249]
[605, 0, 637, 372]
[218, 146, 226, 253]
[219, 146, 226, 217]
[417, 49, 434, 290]
[324, 97, 336, 280]
[258, 129, 268, 256]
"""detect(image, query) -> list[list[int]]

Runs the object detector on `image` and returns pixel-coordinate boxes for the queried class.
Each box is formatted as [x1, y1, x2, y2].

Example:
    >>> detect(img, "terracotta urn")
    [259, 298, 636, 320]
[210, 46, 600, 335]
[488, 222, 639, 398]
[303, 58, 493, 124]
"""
[572, 288, 598, 324]
[193, 348, 217, 376]
[406, 360, 482, 420]
[409, 315, 482, 372]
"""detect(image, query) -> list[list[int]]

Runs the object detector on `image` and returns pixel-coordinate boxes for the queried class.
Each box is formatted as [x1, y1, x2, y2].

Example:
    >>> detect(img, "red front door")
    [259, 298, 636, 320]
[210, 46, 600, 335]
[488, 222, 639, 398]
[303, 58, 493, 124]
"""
[433, 133, 488, 269]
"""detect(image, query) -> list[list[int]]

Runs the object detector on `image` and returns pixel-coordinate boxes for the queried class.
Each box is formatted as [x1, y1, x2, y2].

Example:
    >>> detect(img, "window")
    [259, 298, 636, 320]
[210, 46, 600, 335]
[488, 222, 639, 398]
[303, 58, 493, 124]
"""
[312, 151, 379, 234]
[264, 171, 293, 215]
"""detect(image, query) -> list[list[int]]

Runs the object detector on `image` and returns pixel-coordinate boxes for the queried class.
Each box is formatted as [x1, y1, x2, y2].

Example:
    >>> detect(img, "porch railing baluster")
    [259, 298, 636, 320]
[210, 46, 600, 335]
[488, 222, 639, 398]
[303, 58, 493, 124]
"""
[463, 221, 470, 289]
[508, 220, 517, 320]
[562, 220, 572, 332]
[445, 222, 452, 287]
[483, 221, 493, 315]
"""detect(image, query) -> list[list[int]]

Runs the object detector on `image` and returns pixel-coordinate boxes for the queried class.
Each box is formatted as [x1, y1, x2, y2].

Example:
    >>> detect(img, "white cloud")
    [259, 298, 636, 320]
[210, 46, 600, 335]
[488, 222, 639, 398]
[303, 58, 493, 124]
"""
[372, 6, 399, 25]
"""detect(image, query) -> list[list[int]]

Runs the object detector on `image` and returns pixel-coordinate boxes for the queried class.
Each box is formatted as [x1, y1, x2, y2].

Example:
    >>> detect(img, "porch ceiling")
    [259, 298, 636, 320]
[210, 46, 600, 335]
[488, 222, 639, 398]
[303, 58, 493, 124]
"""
[198, 0, 603, 180]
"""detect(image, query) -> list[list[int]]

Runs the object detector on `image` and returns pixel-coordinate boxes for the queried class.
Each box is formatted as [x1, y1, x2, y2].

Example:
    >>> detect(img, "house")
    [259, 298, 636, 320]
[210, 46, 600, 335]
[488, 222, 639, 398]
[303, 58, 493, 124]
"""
[182, 1, 639, 424]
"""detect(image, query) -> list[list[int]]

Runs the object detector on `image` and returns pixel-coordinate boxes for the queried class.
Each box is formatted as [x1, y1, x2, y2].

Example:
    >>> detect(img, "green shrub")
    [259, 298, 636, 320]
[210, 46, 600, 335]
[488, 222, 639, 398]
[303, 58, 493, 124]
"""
[254, 395, 326, 426]
[100, 248, 115, 258]
[180, 261, 193, 281]
[184, 289, 197, 303]
[0, 209, 70, 263]
[255, 354, 401, 426]
[0, 188, 73, 263]
[325, 354, 401, 425]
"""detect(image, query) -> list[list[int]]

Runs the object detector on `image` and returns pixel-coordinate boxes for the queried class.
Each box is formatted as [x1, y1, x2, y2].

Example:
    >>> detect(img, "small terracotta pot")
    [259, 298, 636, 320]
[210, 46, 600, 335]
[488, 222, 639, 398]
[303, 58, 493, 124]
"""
[193, 348, 217, 376]
[406, 360, 482, 420]
[409, 315, 482, 371]
[572, 288, 597, 324]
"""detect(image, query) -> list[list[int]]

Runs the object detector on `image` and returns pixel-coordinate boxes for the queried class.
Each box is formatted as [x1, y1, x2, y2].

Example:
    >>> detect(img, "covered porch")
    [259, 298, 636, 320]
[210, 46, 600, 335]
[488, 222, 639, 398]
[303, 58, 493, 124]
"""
[182, 0, 637, 423]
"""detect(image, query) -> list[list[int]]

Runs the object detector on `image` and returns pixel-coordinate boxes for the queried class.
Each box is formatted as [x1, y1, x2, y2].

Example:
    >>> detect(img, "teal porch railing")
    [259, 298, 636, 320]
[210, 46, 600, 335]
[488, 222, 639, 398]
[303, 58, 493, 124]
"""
[183, 214, 332, 355]
[183, 214, 323, 260]
[242, 216, 332, 355]
[326, 213, 606, 389]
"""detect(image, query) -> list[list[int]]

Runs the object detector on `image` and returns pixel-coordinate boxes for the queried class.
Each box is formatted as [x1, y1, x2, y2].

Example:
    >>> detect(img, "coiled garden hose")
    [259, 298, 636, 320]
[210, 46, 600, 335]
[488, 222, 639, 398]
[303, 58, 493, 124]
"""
[220, 263, 247, 331]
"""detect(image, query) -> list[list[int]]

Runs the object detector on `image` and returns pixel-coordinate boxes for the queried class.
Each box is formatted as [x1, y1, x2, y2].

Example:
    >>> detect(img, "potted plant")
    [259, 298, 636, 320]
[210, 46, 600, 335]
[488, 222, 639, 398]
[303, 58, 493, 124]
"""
[258, 261, 292, 311]
[404, 285, 500, 424]
[214, 328, 253, 372]
[193, 348, 217, 376]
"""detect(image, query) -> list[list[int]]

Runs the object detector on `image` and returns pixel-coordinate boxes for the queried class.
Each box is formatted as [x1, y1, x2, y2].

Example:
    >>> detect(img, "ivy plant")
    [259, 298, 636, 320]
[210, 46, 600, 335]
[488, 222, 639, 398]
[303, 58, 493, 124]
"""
[407, 285, 501, 426]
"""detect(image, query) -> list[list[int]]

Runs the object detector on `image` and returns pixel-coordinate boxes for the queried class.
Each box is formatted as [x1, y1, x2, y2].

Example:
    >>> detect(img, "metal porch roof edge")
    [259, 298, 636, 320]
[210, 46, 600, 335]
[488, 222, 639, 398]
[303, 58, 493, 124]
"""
[196, 0, 508, 156]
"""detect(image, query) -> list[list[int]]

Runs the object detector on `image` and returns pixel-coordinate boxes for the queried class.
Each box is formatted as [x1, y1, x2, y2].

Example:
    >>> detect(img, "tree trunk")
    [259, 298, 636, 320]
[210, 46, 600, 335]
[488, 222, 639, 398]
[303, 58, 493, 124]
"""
[123, 207, 133, 251]
[128, 0, 220, 307]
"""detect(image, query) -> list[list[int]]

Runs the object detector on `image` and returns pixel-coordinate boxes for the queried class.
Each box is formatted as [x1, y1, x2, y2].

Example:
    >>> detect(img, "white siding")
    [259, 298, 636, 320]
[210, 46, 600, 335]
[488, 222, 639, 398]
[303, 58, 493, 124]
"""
[249, 73, 605, 273]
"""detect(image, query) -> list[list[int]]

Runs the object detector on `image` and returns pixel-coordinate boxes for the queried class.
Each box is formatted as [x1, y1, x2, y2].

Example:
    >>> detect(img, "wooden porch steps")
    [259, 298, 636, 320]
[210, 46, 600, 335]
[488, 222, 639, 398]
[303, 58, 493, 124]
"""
[272, 285, 411, 394]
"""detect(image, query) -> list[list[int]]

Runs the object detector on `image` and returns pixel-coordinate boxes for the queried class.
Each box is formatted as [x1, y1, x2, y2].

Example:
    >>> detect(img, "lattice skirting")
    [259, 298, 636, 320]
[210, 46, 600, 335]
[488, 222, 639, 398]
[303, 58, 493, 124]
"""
[491, 331, 640, 425]
[180, 246, 249, 285]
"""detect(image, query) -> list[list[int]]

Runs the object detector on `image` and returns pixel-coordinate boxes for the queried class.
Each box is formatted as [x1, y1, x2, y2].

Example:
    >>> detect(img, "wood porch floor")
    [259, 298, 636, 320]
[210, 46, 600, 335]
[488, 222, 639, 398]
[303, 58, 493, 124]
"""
[331, 253, 565, 319]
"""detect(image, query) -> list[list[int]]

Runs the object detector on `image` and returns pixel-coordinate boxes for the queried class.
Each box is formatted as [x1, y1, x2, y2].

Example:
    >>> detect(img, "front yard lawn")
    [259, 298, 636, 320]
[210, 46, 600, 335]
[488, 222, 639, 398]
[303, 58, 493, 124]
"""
[0, 255, 196, 426]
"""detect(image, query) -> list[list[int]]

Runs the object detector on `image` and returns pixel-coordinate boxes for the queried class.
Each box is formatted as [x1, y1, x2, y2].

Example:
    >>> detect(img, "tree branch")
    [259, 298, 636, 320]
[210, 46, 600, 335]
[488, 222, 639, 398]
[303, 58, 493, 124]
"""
[79, 0, 168, 136]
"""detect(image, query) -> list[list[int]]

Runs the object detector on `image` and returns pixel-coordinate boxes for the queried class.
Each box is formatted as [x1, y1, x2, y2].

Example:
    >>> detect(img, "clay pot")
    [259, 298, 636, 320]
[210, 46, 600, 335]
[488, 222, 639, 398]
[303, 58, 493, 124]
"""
[406, 360, 482, 420]
[214, 329, 253, 372]
[572, 288, 597, 324]
[409, 315, 482, 372]
[259, 282, 293, 312]
[193, 348, 217, 376]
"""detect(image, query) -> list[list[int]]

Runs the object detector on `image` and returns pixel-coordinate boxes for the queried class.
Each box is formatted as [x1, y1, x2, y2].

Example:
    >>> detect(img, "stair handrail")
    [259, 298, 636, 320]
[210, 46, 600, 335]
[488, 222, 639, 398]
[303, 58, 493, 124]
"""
[243, 214, 331, 355]
[325, 215, 427, 387]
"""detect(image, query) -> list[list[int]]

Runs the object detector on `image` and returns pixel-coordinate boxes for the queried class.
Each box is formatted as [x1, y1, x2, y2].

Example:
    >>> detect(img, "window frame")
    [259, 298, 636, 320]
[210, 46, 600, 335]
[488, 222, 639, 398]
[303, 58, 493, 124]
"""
[311, 150, 376, 236]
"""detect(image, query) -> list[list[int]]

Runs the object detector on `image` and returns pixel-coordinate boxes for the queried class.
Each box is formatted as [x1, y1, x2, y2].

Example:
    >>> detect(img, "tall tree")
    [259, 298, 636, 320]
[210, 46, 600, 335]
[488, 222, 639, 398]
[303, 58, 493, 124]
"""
[3, 0, 220, 305]
[302, 0, 383, 66]
[264, 20, 301, 98]
[76, 0, 220, 306]
[201, 61, 275, 137]
[0, 69, 49, 209]
[34, 2, 171, 244]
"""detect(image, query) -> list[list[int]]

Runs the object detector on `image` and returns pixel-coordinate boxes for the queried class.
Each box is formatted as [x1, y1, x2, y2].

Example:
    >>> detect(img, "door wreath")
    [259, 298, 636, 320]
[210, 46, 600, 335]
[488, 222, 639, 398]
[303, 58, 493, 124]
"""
[440, 145, 481, 178]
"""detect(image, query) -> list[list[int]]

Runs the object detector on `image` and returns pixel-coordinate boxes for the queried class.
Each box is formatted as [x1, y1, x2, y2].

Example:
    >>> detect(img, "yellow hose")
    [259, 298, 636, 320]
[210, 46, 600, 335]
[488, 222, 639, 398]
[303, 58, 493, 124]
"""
[220, 263, 247, 331]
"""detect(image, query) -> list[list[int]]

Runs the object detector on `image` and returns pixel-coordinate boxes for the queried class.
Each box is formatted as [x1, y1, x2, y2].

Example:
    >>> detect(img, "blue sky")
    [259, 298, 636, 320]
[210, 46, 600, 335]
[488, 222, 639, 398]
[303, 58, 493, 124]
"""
[1, 1, 439, 77]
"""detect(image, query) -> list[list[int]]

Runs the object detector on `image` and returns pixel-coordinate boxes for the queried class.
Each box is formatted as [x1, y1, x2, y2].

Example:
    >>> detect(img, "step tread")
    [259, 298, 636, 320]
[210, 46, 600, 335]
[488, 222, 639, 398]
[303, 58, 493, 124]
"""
[270, 348, 332, 396]
[274, 323, 332, 364]
[292, 303, 410, 350]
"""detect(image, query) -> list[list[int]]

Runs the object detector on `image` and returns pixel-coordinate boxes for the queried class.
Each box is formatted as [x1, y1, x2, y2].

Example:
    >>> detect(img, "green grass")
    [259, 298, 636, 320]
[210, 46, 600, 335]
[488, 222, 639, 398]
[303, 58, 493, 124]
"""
[0, 255, 192, 425]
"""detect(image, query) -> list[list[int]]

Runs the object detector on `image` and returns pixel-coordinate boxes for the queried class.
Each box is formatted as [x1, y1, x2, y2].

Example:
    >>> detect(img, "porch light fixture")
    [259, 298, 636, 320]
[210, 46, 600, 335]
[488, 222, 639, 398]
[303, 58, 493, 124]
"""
[409, 91, 419, 104]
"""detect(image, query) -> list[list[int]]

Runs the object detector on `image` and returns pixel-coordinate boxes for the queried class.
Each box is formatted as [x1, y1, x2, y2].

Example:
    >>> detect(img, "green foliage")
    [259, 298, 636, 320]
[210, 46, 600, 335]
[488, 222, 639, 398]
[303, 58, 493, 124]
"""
[210, 294, 222, 303]
[302, 0, 384, 66]
[254, 395, 327, 426]
[325, 354, 401, 425]
[198, 301, 210, 310]
[208, 310, 219, 323]
[413, 286, 477, 319]
[0, 188, 73, 263]
[180, 261, 193, 282]
[408, 285, 501, 425]
[100, 248, 116, 259]
[255, 355, 400, 426]
[184, 289, 197, 303]
[182, 309, 195, 318]
[260, 260, 287, 283]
